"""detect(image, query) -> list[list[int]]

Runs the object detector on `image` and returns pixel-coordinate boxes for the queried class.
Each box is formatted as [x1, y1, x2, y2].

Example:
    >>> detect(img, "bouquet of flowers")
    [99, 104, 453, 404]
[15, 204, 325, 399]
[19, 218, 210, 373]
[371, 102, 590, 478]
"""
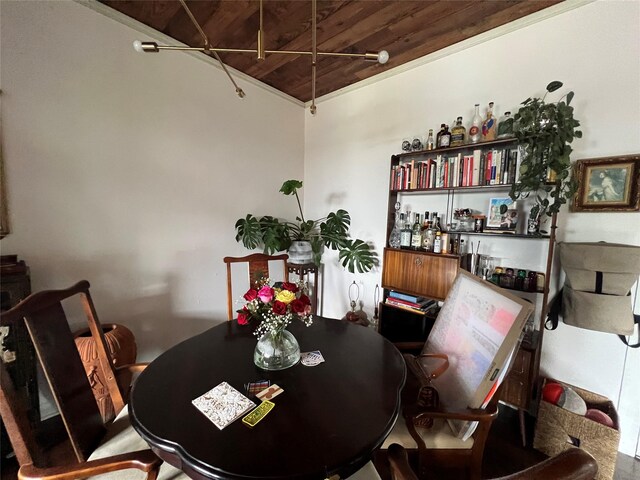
[237, 278, 313, 338]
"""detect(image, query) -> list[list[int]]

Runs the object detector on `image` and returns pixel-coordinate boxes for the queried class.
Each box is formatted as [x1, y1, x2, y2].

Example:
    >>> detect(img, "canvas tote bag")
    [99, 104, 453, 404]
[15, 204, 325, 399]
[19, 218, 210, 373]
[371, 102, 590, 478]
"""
[547, 242, 640, 345]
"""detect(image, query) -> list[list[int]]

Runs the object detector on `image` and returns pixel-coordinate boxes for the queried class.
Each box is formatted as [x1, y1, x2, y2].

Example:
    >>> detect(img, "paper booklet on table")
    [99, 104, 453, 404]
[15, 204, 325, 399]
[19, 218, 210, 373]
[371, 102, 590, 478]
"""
[423, 270, 534, 441]
[192, 381, 255, 430]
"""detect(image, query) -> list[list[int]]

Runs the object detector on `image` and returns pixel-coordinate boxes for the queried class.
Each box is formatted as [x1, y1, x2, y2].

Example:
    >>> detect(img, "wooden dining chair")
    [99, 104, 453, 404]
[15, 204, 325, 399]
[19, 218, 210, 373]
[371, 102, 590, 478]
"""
[382, 389, 500, 480]
[223, 253, 289, 320]
[386, 443, 598, 480]
[0, 280, 187, 480]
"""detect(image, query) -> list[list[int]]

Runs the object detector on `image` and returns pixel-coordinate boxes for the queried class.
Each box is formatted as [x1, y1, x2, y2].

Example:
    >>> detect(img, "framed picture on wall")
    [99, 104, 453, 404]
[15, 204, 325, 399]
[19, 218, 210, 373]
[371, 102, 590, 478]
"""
[572, 155, 640, 212]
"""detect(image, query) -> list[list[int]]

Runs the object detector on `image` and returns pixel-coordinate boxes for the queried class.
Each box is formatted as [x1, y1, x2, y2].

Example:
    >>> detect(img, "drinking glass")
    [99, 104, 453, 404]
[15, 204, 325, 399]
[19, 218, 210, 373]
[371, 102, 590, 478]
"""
[480, 256, 495, 281]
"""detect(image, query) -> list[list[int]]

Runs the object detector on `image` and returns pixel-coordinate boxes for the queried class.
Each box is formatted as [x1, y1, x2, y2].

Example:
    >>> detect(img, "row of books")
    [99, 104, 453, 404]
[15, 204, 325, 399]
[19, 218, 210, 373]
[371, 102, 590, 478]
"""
[390, 147, 521, 191]
[384, 291, 438, 315]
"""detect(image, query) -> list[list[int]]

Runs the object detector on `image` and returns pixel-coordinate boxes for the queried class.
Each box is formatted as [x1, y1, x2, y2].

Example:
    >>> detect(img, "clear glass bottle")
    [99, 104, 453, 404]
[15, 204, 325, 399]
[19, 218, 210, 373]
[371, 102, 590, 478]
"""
[423, 211, 437, 252]
[497, 111, 514, 138]
[399, 213, 412, 249]
[469, 104, 482, 143]
[433, 231, 442, 254]
[426, 130, 435, 150]
[411, 213, 423, 250]
[388, 211, 402, 248]
[450, 116, 466, 147]
[438, 125, 452, 148]
[482, 102, 497, 141]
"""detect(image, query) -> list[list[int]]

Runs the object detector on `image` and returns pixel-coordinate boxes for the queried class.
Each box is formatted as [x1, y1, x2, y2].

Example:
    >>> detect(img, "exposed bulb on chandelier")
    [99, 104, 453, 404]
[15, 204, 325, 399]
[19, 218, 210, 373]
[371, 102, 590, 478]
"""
[132, 40, 143, 53]
[377, 50, 389, 64]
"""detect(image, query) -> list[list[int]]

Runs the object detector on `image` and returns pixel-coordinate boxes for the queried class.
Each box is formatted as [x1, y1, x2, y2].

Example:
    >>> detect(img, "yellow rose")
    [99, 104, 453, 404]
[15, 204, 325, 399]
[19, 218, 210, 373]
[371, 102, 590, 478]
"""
[275, 290, 296, 305]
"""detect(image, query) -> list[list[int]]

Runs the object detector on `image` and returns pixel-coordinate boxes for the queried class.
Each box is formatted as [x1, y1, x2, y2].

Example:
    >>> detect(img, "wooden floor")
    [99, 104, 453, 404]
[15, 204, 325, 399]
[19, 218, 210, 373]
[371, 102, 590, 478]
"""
[1, 405, 638, 479]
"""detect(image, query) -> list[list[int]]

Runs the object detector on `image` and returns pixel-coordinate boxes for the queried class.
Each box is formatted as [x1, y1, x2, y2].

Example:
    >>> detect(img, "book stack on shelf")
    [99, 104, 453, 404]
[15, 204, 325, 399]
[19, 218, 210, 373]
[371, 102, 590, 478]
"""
[391, 146, 520, 191]
[385, 291, 438, 315]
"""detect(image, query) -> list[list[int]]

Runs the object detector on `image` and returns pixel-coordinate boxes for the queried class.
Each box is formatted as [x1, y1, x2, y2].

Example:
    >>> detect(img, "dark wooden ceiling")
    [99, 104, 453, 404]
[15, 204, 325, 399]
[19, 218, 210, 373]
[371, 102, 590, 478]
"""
[102, 0, 562, 102]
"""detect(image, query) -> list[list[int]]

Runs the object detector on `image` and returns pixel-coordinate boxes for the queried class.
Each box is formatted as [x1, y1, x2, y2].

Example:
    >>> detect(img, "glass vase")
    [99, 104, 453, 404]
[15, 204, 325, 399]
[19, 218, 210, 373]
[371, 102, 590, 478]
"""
[253, 328, 300, 370]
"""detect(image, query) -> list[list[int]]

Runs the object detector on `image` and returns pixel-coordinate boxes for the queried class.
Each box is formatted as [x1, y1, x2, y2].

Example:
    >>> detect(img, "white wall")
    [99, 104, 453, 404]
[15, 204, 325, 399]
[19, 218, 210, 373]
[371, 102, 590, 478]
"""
[1, 0, 305, 363]
[304, 1, 640, 455]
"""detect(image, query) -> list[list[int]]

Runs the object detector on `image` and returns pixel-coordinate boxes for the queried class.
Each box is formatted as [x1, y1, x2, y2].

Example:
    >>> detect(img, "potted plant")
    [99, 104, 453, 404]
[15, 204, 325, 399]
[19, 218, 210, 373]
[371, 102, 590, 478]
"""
[509, 81, 582, 231]
[234, 180, 376, 273]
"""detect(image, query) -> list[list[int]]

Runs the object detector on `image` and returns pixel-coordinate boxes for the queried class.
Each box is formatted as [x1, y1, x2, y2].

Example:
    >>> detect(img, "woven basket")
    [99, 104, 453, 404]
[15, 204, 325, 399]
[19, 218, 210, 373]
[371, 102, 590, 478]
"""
[533, 378, 619, 480]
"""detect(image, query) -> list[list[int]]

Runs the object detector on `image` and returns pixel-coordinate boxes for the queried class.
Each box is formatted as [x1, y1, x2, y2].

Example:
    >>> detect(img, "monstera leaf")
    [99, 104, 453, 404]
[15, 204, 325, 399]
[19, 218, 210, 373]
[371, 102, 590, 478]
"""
[234, 180, 376, 273]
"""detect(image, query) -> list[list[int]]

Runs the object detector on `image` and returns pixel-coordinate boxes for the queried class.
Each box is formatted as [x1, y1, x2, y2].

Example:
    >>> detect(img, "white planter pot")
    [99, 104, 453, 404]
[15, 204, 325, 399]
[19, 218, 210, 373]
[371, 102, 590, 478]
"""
[288, 240, 314, 265]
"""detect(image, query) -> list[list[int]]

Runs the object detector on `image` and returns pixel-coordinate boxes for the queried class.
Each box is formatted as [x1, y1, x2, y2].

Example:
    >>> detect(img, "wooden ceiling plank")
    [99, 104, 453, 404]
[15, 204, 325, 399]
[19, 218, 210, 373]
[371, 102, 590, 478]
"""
[101, 0, 182, 31]
[103, 0, 564, 102]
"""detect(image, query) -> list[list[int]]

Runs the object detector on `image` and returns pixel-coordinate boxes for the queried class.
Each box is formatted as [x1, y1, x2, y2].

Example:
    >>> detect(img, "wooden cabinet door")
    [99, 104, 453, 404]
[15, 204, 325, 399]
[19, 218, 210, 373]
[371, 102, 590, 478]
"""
[500, 347, 533, 409]
[381, 248, 460, 301]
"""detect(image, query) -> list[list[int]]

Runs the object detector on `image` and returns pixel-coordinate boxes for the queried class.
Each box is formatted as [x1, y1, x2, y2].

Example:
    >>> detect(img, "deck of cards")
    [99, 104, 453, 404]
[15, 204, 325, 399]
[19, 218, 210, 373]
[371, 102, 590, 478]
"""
[300, 350, 325, 366]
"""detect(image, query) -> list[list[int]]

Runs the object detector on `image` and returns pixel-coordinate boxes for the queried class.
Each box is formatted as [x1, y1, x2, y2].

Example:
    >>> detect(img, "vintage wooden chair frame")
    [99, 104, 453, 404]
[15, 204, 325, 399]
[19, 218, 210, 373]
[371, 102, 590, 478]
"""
[386, 443, 598, 480]
[223, 253, 289, 320]
[0, 280, 161, 480]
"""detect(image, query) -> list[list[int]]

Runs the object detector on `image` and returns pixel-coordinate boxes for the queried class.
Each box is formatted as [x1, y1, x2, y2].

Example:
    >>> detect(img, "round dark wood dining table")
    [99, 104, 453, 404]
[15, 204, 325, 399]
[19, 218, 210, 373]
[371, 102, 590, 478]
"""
[129, 317, 406, 480]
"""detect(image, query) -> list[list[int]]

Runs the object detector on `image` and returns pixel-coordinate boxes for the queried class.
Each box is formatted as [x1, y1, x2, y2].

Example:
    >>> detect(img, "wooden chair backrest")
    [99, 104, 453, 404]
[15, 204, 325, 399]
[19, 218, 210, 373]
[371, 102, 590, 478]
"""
[0, 280, 124, 464]
[223, 253, 289, 320]
[0, 360, 41, 468]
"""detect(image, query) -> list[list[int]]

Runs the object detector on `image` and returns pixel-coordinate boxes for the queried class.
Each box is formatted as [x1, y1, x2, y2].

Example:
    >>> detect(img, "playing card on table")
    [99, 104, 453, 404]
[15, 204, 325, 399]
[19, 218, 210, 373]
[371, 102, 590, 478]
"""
[300, 350, 325, 366]
[192, 381, 255, 430]
[255, 384, 284, 401]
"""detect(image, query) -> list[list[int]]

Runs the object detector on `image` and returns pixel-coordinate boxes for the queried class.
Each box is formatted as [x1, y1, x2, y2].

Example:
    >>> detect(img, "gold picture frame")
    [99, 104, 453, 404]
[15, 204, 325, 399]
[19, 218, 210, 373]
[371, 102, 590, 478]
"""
[572, 154, 640, 212]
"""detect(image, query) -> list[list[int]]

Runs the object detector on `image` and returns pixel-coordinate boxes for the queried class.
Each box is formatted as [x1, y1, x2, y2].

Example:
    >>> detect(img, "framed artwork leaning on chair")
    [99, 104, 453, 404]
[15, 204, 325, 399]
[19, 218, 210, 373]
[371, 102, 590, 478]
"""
[382, 271, 535, 480]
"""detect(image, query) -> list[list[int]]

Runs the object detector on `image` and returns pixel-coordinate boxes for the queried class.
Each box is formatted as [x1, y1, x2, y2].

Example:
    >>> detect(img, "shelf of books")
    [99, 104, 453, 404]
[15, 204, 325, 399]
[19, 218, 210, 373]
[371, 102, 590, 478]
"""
[391, 139, 519, 192]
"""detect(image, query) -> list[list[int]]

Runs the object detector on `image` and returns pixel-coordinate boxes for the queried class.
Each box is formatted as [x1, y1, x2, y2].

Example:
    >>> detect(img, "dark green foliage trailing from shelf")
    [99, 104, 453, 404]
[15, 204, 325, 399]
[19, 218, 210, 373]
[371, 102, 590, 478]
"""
[509, 81, 582, 219]
[235, 180, 376, 273]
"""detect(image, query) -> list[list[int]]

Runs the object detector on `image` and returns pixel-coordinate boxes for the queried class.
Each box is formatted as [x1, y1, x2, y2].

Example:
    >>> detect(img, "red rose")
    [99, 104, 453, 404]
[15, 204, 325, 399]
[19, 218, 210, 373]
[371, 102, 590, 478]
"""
[282, 282, 298, 293]
[237, 312, 249, 325]
[290, 299, 305, 314]
[272, 301, 287, 315]
[299, 294, 311, 306]
[243, 288, 258, 301]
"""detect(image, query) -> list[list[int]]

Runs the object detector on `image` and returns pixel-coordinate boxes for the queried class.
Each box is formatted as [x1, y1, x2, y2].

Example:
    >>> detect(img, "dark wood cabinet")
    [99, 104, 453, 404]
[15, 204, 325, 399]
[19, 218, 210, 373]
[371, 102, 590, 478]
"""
[382, 248, 460, 301]
[0, 255, 39, 458]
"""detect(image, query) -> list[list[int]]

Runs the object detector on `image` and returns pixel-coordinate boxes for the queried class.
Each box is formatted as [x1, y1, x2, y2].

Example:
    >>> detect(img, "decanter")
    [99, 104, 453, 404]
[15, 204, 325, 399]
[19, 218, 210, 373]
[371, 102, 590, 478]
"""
[388, 202, 402, 248]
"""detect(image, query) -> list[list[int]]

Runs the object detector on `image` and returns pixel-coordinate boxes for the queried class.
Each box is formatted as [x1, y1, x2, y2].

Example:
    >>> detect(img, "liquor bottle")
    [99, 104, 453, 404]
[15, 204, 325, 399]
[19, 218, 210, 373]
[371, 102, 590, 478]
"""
[497, 111, 514, 138]
[441, 231, 449, 254]
[482, 102, 497, 141]
[469, 104, 482, 144]
[438, 125, 451, 148]
[426, 130, 435, 150]
[435, 124, 446, 149]
[450, 116, 466, 147]
[433, 231, 442, 254]
[420, 211, 430, 238]
[411, 213, 423, 250]
[399, 214, 412, 249]
[452, 235, 460, 255]
[388, 211, 402, 248]
[423, 212, 437, 252]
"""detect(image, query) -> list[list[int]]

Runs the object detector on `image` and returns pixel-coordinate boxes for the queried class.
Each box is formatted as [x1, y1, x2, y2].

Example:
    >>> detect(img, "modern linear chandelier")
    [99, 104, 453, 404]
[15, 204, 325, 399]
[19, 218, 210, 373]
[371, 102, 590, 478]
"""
[133, 0, 389, 114]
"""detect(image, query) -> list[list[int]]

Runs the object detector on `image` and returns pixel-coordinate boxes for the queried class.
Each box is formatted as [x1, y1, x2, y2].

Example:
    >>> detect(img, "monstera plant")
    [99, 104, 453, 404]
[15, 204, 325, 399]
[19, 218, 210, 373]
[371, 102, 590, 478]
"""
[509, 81, 582, 222]
[234, 180, 376, 273]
